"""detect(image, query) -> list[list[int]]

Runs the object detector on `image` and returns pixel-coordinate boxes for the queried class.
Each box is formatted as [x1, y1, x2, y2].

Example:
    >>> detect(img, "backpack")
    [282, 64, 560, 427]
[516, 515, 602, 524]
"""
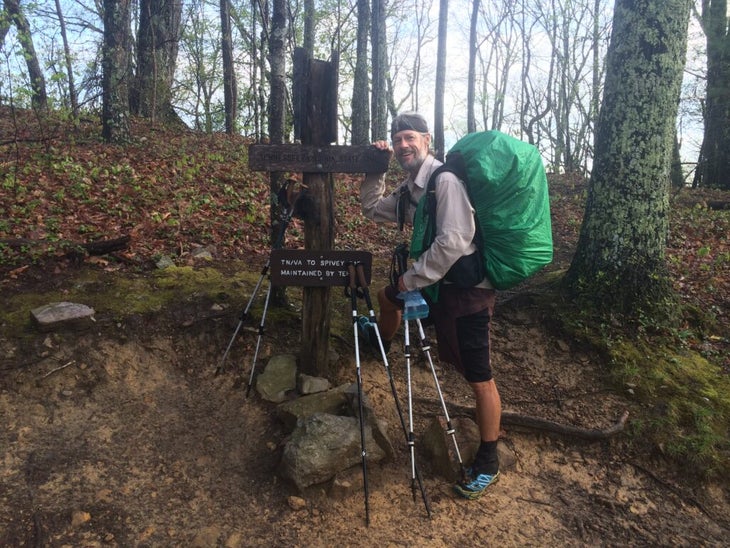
[411, 130, 553, 291]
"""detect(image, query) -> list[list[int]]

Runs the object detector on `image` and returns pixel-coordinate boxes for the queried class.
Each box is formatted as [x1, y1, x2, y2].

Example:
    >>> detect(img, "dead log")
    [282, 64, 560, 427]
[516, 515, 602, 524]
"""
[416, 397, 629, 441]
[0, 235, 131, 257]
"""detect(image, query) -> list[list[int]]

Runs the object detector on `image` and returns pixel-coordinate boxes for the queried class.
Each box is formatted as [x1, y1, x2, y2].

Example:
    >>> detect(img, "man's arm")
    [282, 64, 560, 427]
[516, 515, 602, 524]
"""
[359, 141, 399, 223]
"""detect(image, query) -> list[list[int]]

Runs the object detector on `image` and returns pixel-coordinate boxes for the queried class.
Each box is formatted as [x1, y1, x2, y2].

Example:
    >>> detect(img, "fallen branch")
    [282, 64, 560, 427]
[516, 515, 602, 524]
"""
[0, 235, 131, 257]
[416, 397, 630, 441]
[42, 360, 76, 379]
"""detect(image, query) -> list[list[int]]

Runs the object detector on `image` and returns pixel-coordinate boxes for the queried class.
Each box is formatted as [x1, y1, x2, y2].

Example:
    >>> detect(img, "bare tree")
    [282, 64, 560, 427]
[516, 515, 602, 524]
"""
[53, 0, 78, 114]
[3, 0, 48, 110]
[350, 0, 370, 144]
[694, 0, 730, 190]
[467, 0, 480, 133]
[434, 0, 448, 159]
[371, 0, 387, 140]
[220, 0, 237, 134]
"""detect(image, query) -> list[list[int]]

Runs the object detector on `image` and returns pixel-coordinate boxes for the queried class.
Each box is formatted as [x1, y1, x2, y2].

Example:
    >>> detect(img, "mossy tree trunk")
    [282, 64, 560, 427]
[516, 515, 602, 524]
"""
[565, 0, 691, 317]
[130, 0, 182, 125]
[102, 0, 132, 144]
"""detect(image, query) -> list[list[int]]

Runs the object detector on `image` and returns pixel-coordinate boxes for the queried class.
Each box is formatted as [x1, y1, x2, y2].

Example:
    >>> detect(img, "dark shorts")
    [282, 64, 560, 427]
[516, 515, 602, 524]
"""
[430, 285, 496, 383]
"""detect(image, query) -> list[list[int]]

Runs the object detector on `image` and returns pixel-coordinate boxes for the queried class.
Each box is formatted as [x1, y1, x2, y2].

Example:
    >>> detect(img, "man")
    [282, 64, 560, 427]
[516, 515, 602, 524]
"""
[358, 112, 501, 500]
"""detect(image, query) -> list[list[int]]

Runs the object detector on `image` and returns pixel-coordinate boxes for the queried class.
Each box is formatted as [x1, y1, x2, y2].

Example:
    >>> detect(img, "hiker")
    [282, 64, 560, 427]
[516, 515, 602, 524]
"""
[357, 112, 501, 499]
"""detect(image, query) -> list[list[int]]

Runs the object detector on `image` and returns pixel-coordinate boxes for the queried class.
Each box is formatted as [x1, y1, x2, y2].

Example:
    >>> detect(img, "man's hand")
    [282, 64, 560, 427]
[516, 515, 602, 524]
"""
[397, 275, 407, 293]
[372, 140, 393, 155]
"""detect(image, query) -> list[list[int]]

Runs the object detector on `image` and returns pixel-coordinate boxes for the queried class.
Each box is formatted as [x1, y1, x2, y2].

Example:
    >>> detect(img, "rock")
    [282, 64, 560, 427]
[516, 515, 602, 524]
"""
[298, 373, 331, 395]
[190, 246, 214, 262]
[279, 413, 387, 490]
[191, 525, 221, 547]
[256, 354, 297, 403]
[421, 417, 516, 480]
[287, 495, 307, 511]
[344, 383, 394, 461]
[30, 302, 95, 332]
[71, 510, 91, 527]
[155, 256, 175, 269]
[276, 384, 350, 432]
[422, 416, 478, 481]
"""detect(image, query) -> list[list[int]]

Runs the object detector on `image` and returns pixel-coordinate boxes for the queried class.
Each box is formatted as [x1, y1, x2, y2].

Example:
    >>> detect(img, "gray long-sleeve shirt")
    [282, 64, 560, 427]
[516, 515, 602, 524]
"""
[360, 154, 489, 291]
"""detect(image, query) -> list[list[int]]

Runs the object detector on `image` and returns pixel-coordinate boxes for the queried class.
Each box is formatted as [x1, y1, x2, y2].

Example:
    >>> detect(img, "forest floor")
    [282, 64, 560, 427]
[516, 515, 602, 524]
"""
[1, 112, 729, 546]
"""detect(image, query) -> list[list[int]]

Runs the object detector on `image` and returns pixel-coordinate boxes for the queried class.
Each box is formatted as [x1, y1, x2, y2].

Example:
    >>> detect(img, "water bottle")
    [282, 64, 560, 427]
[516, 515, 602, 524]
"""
[398, 290, 429, 320]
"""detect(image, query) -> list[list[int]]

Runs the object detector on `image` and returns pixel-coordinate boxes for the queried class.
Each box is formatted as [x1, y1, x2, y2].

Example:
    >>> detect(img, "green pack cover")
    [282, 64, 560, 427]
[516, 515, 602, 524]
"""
[412, 130, 553, 291]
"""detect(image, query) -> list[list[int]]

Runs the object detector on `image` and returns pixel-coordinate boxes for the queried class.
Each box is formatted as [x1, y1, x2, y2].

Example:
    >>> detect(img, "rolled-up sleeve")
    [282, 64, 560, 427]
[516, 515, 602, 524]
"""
[360, 172, 400, 223]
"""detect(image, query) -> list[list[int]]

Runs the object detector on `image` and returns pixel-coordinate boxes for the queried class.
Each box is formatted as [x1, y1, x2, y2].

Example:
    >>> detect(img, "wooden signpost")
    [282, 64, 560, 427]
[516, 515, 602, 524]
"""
[247, 48, 389, 378]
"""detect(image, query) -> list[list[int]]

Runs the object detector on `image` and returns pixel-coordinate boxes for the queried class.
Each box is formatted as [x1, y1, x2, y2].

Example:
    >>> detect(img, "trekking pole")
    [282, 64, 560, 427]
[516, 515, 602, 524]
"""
[216, 184, 297, 375]
[415, 317, 466, 481]
[215, 261, 270, 375]
[403, 317, 420, 504]
[347, 263, 370, 527]
[245, 279, 273, 397]
[354, 264, 432, 518]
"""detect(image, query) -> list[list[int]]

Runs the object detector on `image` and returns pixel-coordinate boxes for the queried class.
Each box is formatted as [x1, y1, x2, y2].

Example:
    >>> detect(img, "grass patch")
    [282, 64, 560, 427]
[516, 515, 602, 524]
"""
[545, 289, 730, 479]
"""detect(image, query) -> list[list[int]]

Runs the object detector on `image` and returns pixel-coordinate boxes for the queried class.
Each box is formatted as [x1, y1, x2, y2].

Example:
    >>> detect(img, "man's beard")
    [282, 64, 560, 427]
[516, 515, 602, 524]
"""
[397, 148, 427, 172]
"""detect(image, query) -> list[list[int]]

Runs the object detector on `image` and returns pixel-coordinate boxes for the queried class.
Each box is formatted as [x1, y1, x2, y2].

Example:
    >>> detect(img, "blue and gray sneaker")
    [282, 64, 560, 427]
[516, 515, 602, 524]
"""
[453, 468, 500, 500]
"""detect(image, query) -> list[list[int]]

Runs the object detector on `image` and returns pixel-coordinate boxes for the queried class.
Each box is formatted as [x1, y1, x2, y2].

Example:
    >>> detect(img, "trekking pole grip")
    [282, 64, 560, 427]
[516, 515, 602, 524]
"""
[355, 263, 369, 291]
[347, 263, 358, 292]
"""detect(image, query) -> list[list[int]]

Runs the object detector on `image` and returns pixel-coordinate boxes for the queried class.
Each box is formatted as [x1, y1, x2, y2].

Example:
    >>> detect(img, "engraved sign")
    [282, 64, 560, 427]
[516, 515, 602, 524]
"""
[249, 144, 390, 173]
[270, 250, 372, 287]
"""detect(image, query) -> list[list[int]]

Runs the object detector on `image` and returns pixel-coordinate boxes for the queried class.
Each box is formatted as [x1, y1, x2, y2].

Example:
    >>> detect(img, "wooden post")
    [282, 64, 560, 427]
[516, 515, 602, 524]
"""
[247, 49, 389, 378]
[296, 49, 337, 377]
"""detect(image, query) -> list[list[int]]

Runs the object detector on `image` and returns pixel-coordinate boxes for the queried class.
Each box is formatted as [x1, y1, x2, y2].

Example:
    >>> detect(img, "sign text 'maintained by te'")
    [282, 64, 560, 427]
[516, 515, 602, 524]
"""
[248, 144, 390, 174]
[270, 250, 372, 287]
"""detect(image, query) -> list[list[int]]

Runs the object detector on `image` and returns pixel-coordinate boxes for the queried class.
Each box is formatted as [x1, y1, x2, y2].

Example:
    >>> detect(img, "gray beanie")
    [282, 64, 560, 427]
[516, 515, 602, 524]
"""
[390, 112, 429, 138]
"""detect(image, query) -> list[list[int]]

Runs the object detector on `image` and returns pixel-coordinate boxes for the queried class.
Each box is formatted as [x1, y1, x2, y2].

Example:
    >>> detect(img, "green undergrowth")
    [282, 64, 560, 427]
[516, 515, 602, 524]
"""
[541, 283, 730, 480]
[2, 264, 274, 337]
[1, 260, 369, 349]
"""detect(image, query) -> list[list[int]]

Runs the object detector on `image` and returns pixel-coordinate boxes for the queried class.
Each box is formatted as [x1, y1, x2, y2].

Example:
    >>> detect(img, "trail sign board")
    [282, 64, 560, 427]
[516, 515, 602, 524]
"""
[248, 144, 389, 174]
[270, 250, 372, 287]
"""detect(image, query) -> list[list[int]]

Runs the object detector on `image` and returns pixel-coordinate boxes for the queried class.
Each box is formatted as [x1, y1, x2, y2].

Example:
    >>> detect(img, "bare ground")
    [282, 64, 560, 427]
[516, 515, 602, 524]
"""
[1, 261, 728, 548]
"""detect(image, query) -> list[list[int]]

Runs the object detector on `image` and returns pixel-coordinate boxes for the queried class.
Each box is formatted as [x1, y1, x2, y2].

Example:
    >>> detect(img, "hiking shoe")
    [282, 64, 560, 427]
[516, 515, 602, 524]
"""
[453, 469, 500, 500]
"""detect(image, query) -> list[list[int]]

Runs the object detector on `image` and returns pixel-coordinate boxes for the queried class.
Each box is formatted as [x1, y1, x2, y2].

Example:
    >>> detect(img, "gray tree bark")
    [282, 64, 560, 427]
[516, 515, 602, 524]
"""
[4, 0, 47, 110]
[565, 0, 691, 316]
[350, 0, 370, 145]
[695, 0, 730, 190]
[131, 0, 182, 124]
[102, 0, 132, 143]
[220, 0, 237, 134]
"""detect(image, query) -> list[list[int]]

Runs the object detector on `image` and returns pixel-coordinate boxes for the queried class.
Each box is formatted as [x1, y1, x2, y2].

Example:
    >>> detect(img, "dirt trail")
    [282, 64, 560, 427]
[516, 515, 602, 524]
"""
[1, 276, 728, 547]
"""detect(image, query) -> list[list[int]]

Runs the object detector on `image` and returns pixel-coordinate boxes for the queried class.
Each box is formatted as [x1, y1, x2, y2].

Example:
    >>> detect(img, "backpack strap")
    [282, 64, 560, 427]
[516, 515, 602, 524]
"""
[395, 184, 419, 231]
[422, 153, 486, 281]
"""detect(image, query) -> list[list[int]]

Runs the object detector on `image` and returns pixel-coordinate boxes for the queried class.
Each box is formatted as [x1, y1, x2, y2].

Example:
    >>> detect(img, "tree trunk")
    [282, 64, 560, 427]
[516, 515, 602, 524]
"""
[565, 0, 691, 317]
[697, 0, 730, 190]
[220, 0, 237, 134]
[102, 0, 132, 143]
[350, 0, 370, 145]
[269, 0, 288, 306]
[370, 0, 387, 140]
[303, 0, 315, 56]
[131, 0, 182, 124]
[4, 0, 47, 110]
[433, 0, 448, 160]
[467, 0, 479, 134]
[54, 0, 78, 115]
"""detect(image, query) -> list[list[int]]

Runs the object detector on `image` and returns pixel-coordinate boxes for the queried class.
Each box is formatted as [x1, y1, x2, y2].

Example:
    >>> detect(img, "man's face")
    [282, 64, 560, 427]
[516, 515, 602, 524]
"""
[392, 130, 431, 173]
